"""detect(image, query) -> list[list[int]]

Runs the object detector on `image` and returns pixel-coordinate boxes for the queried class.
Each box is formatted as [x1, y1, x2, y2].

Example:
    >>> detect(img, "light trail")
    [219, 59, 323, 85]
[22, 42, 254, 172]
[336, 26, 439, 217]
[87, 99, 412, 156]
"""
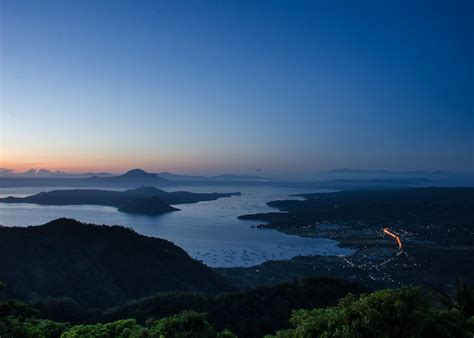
[383, 228, 403, 250]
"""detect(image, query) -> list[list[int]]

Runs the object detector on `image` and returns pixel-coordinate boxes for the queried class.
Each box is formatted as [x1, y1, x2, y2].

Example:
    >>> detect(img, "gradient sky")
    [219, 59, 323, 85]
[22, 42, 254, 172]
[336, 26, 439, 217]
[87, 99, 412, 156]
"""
[1, 0, 473, 177]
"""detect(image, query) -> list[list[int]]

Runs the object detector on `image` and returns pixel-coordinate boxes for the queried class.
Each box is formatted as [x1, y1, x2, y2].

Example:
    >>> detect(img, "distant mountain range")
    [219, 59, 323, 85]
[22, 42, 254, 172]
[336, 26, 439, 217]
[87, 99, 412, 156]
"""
[0, 168, 266, 181]
[323, 168, 466, 176]
[88, 168, 168, 185]
[156, 172, 266, 181]
[0, 168, 114, 178]
[319, 168, 474, 185]
[0, 168, 472, 189]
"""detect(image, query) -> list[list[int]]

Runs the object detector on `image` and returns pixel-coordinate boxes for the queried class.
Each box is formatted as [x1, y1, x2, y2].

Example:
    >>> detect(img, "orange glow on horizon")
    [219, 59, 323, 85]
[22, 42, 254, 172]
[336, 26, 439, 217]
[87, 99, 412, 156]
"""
[0, 150, 204, 174]
[0, 153, 257, 175]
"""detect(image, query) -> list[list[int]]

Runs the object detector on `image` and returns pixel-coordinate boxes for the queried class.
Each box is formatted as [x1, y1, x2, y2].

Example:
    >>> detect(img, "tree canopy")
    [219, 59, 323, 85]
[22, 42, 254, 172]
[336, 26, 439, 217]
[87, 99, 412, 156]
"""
[268, 288, 474, 338]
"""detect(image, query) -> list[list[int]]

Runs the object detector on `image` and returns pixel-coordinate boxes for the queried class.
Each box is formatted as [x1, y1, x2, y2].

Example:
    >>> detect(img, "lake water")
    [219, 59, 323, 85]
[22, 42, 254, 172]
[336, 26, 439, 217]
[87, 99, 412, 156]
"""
[0, 185, 353, 267]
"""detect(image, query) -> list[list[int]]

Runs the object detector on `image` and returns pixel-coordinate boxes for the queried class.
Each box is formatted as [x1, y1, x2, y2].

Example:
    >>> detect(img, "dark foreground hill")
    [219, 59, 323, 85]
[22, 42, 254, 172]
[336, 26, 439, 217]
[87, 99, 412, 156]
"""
[0, 218, 232, 307]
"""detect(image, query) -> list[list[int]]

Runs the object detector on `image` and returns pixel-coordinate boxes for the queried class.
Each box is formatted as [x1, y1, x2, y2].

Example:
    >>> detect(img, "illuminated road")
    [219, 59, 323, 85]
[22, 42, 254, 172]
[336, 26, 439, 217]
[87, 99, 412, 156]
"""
[383, 228, 403, 250]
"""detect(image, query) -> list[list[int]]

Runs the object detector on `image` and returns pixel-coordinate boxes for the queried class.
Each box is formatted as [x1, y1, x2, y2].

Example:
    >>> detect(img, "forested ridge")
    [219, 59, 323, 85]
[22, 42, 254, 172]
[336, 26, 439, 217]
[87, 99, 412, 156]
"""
[1, 279, 473, 337]
[0, 218, 231, 307]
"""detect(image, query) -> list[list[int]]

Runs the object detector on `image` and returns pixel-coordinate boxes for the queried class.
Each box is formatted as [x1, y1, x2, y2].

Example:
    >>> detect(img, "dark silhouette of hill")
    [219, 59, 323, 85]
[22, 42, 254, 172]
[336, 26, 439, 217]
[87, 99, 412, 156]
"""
[104, 169, 264, 183]
[0, 218, 232, 307]
[0, 169, 171, 188]
[0, 186, 240, 215]
[118, 197, 179, 214]
[88, 168, 168, 185]
[119, 168, 159, 179]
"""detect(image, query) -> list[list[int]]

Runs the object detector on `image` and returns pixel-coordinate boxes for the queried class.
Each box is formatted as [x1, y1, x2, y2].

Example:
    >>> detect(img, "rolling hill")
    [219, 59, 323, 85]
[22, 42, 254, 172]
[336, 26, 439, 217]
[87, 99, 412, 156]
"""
[0, 218, 233, 307]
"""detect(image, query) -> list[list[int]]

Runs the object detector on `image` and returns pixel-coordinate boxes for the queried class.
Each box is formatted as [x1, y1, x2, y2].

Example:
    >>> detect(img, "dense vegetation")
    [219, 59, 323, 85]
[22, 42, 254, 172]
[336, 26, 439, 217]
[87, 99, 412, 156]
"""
[0, 219, 231, 307]
[0, 301, 234, 338]
[60, 312, 235, 338]
[1, 280, 473, 337]
[6, 278, 364, 338]
[268, 287, 474, 338]
[0, 186, 240, 215]
[100, 278, 364, 338]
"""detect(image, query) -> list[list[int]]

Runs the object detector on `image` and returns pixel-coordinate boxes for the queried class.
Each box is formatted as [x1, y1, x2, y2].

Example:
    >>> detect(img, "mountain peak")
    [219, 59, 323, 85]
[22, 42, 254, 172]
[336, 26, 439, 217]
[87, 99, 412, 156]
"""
[123, 168, 151, 177]
[119, 169, 168, 180]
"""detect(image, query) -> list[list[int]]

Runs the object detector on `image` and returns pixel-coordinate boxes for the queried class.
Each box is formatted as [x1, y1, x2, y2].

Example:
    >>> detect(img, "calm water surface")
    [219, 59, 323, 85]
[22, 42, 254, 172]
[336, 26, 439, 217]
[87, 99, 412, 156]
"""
[0, 186, 353, 267]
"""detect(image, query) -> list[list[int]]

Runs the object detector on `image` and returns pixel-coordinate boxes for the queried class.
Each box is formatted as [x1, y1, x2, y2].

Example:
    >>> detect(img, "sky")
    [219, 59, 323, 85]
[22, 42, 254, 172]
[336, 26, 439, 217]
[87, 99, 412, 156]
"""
[1, 0, 473, 178]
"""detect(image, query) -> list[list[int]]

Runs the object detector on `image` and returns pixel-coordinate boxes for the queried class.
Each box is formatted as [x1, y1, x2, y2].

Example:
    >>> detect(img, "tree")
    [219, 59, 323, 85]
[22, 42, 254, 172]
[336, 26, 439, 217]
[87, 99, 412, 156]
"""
[61, 319, 144, 338]
[437, 278, 474, 319]
[268, 288, 474, 338]
[147, 311, 236, 338]
[61, 312, 236, 338]
[0, 317, 68, 338]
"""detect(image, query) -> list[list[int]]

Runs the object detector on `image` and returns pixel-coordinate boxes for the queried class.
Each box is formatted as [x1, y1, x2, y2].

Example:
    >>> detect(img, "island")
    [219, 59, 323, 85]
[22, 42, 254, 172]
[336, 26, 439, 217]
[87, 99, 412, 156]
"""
[117, 196, 180, 214]
[0, 186, 241, 215]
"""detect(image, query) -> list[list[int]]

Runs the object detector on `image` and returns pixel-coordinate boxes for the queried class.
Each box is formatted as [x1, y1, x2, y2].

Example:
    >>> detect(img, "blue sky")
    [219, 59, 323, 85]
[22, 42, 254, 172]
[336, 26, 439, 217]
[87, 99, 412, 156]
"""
[1, 0, 473, 177]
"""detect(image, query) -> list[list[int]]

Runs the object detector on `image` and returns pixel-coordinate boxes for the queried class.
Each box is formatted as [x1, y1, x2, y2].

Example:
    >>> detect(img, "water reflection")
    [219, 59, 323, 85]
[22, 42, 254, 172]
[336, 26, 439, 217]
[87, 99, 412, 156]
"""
[0, 186, 353, 267]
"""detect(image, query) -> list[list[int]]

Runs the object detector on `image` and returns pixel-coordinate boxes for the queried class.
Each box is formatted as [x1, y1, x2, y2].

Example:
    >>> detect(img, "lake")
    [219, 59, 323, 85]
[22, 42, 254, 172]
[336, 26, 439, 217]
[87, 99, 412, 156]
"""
[0, 185, 353, 267]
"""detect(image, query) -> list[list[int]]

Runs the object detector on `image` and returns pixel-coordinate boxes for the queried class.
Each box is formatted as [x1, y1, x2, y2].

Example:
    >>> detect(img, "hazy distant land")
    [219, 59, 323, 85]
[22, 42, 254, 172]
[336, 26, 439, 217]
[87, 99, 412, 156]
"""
[1, 168, 473, 189]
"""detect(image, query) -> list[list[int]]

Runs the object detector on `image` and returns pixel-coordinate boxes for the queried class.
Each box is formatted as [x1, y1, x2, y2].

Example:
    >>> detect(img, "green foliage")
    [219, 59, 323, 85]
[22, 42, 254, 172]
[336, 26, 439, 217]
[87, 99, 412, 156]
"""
[268, 288, 474, 338]
[0, 299, 39, 318]
[0, 311, 235, 338]
[147, 311, 236, 338]
[437, 278, 474, 318]
[61, 319, 144, 338]
[2, 283, 474, 338]
[61, 313, 235, 338]
[0, 291, 235, 338]
[0, 317, 68, 338]
[0, 297, 68, 338]
[3, 277, 360, 337]
[103, 278, 364, 338]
